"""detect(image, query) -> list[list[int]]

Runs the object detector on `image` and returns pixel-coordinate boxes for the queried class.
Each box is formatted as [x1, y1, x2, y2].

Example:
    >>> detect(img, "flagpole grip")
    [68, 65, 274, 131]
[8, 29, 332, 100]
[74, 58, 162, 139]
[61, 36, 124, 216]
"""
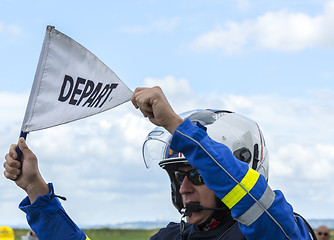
[16, 131, 28, 162]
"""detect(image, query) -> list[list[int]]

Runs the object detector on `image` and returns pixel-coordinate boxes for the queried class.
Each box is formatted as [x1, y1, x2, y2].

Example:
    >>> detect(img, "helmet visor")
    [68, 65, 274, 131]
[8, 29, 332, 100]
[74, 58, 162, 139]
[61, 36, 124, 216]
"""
[142, 109, 232, 168]
[142, 126, 171, 168]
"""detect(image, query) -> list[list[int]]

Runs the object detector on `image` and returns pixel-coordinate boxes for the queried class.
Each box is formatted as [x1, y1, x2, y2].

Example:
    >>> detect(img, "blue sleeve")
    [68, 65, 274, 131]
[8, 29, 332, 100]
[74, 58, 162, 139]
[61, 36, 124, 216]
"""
[19, 183, 89, 240]
[170, 119, 313, 240]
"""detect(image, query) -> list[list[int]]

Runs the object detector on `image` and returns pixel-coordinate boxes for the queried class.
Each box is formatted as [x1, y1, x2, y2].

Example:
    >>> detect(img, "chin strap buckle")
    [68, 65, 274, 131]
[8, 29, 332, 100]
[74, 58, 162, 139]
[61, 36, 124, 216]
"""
[179, 208, 187, 238]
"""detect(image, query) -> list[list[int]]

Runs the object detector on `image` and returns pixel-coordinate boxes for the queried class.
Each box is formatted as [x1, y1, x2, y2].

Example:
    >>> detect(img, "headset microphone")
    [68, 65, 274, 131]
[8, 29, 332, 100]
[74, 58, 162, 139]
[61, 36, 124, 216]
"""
[180, 202, 226, 235]
[183, 202, 223, 217]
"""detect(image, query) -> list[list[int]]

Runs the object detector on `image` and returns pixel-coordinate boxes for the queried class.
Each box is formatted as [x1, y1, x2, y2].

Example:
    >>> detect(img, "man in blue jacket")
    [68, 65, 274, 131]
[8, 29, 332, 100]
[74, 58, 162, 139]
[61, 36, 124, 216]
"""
[4, 86, 316, 240]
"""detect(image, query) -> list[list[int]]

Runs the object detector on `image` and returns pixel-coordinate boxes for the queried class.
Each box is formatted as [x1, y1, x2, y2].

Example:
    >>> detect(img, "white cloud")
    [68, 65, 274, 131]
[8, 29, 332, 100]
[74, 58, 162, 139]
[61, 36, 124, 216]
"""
[270, 143, 334, 180]
[0, 22, 22, 36]
[255, 11, 318, 51]
[0, 77, 333, 225]
[236, 0, 250, 11]
[189, 23, 249, 55]
[144, 75, 192, 95]
[154, 18, 180, 32]
[7, 24, 22, 35]
[121, 17, 180, 34]
[143, 76, 197, 113]
[189, 0, 334, 54]
[120, 25, 149, 34]
[0, 92, 28, 122]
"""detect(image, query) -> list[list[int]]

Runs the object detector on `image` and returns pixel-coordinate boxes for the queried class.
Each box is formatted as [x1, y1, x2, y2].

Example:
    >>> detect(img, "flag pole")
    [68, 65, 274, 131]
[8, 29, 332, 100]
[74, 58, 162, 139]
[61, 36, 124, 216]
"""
[16, 131, 28, 162]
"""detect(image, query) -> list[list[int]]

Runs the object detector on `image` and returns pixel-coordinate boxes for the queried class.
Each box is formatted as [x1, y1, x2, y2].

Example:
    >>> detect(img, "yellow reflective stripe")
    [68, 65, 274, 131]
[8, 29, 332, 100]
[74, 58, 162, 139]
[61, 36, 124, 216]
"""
[86, 236, 90, 240]
[222, 168, 260, 209]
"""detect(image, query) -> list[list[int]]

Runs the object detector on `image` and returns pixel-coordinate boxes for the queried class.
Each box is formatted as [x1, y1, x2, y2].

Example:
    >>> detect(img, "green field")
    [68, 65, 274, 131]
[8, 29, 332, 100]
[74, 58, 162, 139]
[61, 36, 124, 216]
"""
[14, 228, 159, 240]
[13, 228, 334, 239]
[83, 229, 159, 240]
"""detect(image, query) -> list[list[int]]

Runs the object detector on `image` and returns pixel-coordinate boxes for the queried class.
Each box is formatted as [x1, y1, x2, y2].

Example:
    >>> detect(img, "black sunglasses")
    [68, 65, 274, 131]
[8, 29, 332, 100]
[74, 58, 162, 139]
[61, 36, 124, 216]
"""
[317, 231, 329, 236]
[175, 169, 204, 186]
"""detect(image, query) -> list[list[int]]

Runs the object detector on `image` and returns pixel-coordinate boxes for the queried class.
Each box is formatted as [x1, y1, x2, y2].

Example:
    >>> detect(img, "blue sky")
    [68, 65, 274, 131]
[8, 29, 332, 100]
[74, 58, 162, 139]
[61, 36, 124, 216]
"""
[1, 0, 334, 228]
[1, 0, 333, 97]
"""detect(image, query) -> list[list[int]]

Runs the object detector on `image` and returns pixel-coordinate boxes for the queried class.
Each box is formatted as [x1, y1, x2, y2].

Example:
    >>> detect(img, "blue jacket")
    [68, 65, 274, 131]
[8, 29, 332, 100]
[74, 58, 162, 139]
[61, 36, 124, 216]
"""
[151, 214, 246, 240]
[19, 183, 88, 240]
[19, 119, 315, 240]
[169, 119, 314, 240]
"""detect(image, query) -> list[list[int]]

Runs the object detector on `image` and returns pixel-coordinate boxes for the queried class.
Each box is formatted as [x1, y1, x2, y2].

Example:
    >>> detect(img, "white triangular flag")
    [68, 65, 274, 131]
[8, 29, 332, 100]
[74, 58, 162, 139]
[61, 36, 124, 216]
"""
[21, 26, 133, 132]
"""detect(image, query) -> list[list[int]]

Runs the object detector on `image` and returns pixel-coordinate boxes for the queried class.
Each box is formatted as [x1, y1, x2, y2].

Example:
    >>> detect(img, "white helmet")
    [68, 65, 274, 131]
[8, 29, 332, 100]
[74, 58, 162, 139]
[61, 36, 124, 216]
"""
[142, 109, 269, 212]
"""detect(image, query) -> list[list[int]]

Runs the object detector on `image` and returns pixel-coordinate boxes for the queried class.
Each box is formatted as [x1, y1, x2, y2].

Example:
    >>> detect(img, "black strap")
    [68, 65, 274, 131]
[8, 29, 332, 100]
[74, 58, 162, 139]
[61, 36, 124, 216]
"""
[294, 212, 317, 240]
[50, 194, 67, 201]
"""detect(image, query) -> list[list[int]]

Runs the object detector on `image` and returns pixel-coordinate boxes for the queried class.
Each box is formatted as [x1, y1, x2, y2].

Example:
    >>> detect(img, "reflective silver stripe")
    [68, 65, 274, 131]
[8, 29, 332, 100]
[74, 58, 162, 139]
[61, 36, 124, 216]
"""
[235, 185, 275, 226]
